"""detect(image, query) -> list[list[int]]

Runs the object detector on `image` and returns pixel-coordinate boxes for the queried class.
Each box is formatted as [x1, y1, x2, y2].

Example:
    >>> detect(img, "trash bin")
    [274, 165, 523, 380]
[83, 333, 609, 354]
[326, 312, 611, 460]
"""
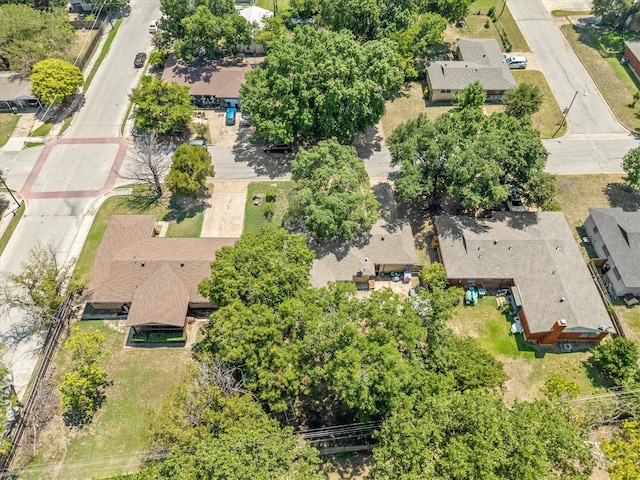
[11, 107, 18, 115]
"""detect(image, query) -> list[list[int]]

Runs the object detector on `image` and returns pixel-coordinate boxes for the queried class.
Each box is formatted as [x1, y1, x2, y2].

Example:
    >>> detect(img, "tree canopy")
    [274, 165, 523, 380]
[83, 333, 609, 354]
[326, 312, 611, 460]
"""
[289, 139, 379, 239]
[590, 337, 640, 386]
[165, 144, 214, 197]
[372, 390, 594, 479]
[158, 0, 249, 61]
[602, 419, 640, 480]
[240, 26, 404, 143]
[622, 146, 640, 190]
[0, 5, 75, 73]
[136, 361, 324, 480]
[131, 76, 194, 135]
[30, 59, 83, 106]
[197, 225, 315, 309]
[503, 83, 543, 118]
[388, 87, 551, 211]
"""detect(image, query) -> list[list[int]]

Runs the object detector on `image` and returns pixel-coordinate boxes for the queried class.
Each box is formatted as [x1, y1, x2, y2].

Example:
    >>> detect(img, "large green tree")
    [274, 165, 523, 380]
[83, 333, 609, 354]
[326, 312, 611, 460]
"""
[622, 145, 640, 190]
[289, 139, 379, 239]
[0, 243, 70, 334]
[591, 337, 640, 386]
[165, 144, 214, 197]
[198, 225, 315, 309]
[240, 26, 403, 143]
[602, 419, 640, 480]
[30, 59, 83, 106]
[389, 96, 550, 211]
[131, 76, 194, 135]
[372, 390, 594, 479]
[0, 5, 75, 73]
[592, 0, 633, 25]
[136, 362, 324, 480]
[503, 83, 543, 118]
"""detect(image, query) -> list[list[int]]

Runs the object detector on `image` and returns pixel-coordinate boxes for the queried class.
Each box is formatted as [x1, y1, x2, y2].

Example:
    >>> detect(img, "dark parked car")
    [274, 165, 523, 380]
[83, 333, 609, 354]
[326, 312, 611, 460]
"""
[188, 138, 207, 148]
[263, 142, 293, 153]
[134, 52, 147, 68]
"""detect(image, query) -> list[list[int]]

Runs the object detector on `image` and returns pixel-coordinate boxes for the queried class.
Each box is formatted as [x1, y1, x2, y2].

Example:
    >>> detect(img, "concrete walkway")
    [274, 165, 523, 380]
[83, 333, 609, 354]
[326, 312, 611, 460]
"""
[200, 180, 250, 237]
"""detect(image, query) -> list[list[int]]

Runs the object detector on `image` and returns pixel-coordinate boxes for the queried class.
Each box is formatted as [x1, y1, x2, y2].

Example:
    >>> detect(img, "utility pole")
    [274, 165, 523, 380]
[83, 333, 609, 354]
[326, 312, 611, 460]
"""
[0, 173, 21, 214]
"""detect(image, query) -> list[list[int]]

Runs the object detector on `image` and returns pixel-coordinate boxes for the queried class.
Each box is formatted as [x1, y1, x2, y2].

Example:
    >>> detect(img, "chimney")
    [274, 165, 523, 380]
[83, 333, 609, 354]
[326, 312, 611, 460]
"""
[541, 319, 568, 345]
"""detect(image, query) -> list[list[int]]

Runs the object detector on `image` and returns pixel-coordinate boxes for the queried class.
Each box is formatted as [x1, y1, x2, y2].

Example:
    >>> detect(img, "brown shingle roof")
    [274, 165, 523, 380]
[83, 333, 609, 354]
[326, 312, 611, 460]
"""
[89, 215, 237, 327]
[433, 212, 612, 335]
[161, 55, 254, 97]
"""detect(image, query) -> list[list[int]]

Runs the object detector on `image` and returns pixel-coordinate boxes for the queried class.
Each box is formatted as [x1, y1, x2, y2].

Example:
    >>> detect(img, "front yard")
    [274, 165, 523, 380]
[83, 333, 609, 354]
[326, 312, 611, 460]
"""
[70, 185, 207, 289]
[449, 295, 608, 402]
[22, 320, 193, 479]
[243, 181, 294, 234]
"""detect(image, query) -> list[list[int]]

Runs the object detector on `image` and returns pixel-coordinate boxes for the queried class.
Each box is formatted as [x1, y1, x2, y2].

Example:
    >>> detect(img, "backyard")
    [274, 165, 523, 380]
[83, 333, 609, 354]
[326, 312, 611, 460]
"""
[21, 320, 193, 479]
[449, 295, 609, 402]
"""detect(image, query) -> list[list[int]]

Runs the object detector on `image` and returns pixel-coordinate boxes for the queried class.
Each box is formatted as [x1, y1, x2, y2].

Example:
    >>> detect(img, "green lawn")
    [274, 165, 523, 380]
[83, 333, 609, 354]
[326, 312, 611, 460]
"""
[512, 70, 567, 138]
[469, 0, 497, 14]
[70, 186, 205, 289]
[30, 122, 53, 137]
[450, 296, 608, 401]
[0, 201, 24, 256]
[23, 320, 192, 479]
[243, 181, 294, 234]
[454, 7, 529, 53]
[561, 24, 640, 132]
[0, 113, 20, 147]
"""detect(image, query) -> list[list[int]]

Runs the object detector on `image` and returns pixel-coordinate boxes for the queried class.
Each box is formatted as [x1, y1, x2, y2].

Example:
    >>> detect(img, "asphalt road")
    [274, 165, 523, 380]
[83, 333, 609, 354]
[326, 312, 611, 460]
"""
[508, 0, 626, 135]
[67, 0, 161, 138]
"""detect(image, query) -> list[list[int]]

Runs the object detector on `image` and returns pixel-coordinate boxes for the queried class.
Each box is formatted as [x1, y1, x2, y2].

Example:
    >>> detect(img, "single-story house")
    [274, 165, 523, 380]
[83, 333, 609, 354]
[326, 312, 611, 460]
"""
[161, 56, 255, 108]
[583, 208, 640, 298]
[87, 215, 238, 334]
[433, 212, 614, 345]
[624, 40, 640, 80]
[309, 219, 420, 288]
[425, 38, 516, 102]
[238, 5, 273, 54]
[0, 73, 41, 112]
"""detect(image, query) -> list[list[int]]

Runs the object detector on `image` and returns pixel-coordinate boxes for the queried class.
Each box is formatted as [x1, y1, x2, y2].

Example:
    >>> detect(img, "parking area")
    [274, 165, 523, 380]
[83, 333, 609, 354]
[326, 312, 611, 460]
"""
[202, 110, 241, 147]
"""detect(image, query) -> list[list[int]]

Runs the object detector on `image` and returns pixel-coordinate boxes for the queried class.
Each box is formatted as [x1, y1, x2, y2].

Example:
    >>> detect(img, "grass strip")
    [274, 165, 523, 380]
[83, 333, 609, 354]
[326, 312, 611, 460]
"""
[0, 201, 25, 257]
[0, 114, 20, 147]
[84, 18, 122, 93]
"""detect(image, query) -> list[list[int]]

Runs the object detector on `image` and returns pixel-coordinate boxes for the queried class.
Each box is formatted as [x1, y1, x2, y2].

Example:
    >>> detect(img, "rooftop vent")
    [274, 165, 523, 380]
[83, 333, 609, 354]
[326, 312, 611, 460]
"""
[559, 319, 567, 326]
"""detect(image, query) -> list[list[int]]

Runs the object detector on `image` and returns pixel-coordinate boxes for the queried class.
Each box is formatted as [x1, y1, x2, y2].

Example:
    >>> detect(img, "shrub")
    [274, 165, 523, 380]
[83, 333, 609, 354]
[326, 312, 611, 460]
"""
[264, 202, 275, 220]
[266, 187, 277, 202]
[488, 6, 496, 18]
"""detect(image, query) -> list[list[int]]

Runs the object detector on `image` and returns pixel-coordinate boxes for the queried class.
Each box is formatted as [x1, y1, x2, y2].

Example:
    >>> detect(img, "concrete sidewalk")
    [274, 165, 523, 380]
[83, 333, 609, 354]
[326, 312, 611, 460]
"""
[200, 180, 249, 237]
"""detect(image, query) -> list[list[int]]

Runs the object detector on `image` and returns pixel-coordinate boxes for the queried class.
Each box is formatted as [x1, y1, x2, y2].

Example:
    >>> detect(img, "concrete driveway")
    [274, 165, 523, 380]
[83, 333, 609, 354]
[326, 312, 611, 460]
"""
[200, 180, 249, 237]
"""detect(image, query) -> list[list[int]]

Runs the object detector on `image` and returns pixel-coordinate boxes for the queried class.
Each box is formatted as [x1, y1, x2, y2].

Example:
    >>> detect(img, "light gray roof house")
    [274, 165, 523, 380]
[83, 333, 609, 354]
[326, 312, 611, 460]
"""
[585, 208, 640, 296]
[434, 212, 612, 339]
[426, 38, 516, 101]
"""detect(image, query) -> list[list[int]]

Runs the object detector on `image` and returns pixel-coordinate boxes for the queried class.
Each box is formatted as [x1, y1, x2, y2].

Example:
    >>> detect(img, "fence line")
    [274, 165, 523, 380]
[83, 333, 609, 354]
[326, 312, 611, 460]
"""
[75, 22, 105, 73]
[587, 260, 625, 338]
[0, 295, 76, 474]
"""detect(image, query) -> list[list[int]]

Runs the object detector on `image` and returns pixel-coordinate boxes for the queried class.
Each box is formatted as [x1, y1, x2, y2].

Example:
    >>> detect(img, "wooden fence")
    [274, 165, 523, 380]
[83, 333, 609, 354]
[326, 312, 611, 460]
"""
[588, 260, 626, 338]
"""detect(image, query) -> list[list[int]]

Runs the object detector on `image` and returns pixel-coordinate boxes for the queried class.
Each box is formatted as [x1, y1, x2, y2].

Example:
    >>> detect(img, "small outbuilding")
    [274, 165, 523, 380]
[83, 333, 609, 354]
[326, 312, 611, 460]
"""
[0, 73, 41, 112]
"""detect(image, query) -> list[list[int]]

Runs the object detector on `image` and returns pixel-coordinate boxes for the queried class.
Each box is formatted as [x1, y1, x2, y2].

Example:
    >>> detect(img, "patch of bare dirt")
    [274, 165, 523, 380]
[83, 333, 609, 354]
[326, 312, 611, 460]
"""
[501, 357, 537, 404]
[324, 452, 373, 480]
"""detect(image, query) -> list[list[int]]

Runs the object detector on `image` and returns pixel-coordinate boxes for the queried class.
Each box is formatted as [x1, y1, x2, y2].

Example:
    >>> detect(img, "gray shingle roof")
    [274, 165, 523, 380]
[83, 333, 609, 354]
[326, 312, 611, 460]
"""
[625, 40, 640, 61]
[588, 208, 640, 289]
[310, 219, 418, 287]
[427, 38, 516, 92]
[434, 212, 612, 335]
[0, 73, 36, 102]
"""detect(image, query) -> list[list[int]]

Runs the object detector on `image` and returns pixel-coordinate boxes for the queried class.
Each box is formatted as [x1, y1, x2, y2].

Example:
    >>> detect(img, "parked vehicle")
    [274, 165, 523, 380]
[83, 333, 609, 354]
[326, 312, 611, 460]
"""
[225, 107, 236, 126]
[240, 114, 252, 127]
[507, 189, 525, 212]
[188, 138, 207, 148]
[149, 20, 158, 33]
[134, 52, 147, 68]
[505, 56, 527, 69]
[263, 142, 293, 153]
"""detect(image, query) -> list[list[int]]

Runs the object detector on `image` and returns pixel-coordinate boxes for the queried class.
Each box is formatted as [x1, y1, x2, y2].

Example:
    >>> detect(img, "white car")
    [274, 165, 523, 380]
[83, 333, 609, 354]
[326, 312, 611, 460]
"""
[149, 20, 158, 33]
[505, 56, 527, 69]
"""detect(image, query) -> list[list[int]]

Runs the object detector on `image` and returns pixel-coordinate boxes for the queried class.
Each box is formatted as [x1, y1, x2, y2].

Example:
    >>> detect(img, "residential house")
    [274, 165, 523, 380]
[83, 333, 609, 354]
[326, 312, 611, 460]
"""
[238, 5, 273, 54]
[624, 40, 640, 80]
[87, 215, 237, 334]
[309, 219, 420, 289]
[425, 38, 516, 102]
[433, 212, 613, 345]
[583, 208, 640, 297]
[0, 73, 41, 112]
[161, 56, 255, 108]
